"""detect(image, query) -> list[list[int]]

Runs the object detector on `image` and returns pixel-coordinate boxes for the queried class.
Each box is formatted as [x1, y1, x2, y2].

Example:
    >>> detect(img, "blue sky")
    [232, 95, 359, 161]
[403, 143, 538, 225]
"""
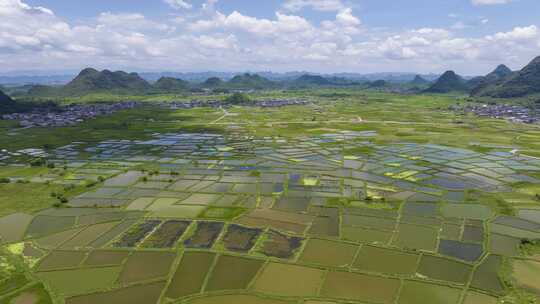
[3, 0, 540, 74]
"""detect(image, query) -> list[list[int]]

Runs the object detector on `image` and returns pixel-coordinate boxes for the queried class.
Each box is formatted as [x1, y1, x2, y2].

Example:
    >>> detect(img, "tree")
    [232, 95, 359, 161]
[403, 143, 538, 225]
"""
[225, 93, 251, 105]
[30, 158, 46, 167]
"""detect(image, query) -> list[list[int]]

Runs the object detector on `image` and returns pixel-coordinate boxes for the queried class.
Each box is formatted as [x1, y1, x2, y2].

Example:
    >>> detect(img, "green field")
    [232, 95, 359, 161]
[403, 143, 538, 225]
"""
[1, 90, 540, 303]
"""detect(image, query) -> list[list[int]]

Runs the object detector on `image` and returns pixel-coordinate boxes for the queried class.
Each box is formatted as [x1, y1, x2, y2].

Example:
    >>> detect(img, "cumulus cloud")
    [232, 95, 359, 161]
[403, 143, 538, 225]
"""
[97, 12, 172, 33]
[194, 34, 237, 49]
[339, 25, 539, 68]
[189, 10, 314, 36]
[0, 0, 71, 52]
[0, 0, 539, 74]
[488, 25, 538, 41]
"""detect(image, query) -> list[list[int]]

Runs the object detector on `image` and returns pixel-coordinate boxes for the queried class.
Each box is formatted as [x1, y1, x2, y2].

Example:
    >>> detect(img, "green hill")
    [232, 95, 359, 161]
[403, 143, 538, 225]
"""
[410, 75, 430, 85]
[202, 77, 224, 88]
[153, 77, 190, 93]
[292, 75, 332, 86]
[472, 57, 540, 98]
[425, 71, 469, 93]
[291, 74, 359, 87]
[369, 80, 388, 88]
[469, 64, 513, 96]
[467, 76, 487, 90]
[0, 89, 14, 103]
[227, 73, 275, 89]
[0, 89, 18, 113]
[61, 68, 151, 96]
[27, 85, 61, 97]
[486, 64, 513, 80]
[0, 88, 14, 101]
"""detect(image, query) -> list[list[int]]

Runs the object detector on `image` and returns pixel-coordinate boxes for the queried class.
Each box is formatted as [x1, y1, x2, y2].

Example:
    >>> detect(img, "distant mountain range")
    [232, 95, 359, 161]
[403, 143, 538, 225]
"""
[0, 74, 74, 86]
[0, 71, 440, 86]
[5, 54, 540, 100]
[24, 70, 369, 97]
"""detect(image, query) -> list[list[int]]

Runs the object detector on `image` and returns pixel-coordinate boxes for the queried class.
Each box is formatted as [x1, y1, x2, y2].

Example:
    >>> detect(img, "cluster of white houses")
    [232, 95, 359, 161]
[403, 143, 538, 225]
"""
[465, 104, 539, 124]
[1, 102, 138, 128]
[163, 98, 309, 109]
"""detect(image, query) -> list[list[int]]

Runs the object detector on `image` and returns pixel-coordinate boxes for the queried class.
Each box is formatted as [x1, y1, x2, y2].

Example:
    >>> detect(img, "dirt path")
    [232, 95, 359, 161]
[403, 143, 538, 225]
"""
[209, 107, 230, 124]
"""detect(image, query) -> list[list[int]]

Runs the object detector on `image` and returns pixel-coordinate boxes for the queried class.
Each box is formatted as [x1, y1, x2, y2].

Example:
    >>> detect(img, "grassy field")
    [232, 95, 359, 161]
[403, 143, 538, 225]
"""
[4, 90, 540, 155]
[0, 181, 99, 217]
[1, 89, 540, 304]
[0, 106, 225, 151]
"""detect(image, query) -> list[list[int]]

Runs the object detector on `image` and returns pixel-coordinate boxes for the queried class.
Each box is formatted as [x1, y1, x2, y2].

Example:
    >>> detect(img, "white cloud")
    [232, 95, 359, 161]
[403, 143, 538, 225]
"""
[282, 0, 344, 12]
[489, 25, 538, 41]
[194, 34, 237, 49]
[338, 24, 538, 69]
[164, 0, 192, 10]
[0, 0, 71, 52]
[336, 8, 361, 26]
[189, 11, 313, 36]
[0, 0, 53, 15]
[97, 12, 172, 32]
[0, 0, 539, 74]
[471, 0, 512, 5]
[321, 8, 362, 36]
[413, 28, 451, 40]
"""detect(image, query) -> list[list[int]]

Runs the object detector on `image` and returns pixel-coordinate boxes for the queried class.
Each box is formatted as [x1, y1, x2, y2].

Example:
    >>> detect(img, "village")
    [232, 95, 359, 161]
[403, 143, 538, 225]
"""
[0, 98, 309, 129]
[1, 102, 139, 128]
[455, 103, 540, 124]
[163, 98, 309, 109]
[255, 99, 310, 107]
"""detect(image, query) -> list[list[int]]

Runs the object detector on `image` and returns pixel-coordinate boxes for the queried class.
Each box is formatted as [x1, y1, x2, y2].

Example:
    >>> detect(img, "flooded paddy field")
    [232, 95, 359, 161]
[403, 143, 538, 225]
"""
[1, 127, 540, 304]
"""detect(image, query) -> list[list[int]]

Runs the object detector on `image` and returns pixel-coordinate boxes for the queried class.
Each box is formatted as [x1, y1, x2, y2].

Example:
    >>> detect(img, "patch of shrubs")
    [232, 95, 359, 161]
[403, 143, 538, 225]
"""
[86, 180, 98, 188]
[520, 239, 540, 256]
[225, 93, 251, 105]
[51, 192, 68, 205]
[30, 158, 46, 167]
[63, 184, 75, 191]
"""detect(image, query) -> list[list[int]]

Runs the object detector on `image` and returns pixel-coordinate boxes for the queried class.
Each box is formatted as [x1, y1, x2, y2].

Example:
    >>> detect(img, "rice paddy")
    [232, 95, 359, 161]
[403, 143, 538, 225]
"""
[2, 94, 540, 303]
